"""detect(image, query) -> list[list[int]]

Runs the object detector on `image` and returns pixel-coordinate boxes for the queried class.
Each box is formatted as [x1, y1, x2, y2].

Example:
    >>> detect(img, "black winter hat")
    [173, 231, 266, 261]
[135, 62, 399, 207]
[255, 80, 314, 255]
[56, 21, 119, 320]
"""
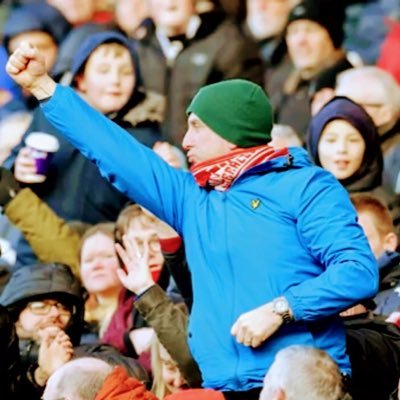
[0, 263, 82, 308]
[287, 0, 345, 49]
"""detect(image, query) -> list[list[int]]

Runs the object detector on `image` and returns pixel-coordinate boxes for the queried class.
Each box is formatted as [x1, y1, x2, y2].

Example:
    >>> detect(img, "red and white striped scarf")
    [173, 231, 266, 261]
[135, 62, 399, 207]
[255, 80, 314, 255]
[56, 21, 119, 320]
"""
[190, 145, 289, 191]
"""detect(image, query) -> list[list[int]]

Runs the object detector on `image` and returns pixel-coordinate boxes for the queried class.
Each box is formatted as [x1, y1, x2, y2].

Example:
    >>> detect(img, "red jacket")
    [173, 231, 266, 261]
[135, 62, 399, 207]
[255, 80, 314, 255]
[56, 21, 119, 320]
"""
[95, 366, 157, 400]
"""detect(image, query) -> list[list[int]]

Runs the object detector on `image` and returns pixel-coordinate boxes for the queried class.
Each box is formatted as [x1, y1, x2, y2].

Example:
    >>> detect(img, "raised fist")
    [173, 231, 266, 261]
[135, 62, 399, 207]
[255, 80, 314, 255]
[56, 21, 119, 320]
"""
[6, 42, 55, 99]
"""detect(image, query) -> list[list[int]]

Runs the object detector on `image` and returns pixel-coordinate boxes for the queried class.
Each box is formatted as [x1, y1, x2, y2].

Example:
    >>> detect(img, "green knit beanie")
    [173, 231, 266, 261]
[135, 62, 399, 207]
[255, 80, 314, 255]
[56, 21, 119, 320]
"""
[186, 79, 273, 147]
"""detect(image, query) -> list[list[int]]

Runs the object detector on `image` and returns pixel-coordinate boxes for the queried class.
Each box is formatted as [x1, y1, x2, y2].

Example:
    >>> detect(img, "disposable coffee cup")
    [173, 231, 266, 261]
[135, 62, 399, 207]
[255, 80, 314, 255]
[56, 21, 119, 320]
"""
[25, 132, 60, 182]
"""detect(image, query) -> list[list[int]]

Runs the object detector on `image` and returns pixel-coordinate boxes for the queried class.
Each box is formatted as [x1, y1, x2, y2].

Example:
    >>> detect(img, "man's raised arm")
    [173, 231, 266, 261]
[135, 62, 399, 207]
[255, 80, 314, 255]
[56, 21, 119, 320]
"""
[6, 43, 195, 233]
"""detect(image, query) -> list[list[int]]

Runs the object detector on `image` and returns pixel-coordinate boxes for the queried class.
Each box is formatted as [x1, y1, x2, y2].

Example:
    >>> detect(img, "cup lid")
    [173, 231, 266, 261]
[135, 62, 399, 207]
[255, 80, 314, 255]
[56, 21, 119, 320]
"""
[25, 132, 60, 152]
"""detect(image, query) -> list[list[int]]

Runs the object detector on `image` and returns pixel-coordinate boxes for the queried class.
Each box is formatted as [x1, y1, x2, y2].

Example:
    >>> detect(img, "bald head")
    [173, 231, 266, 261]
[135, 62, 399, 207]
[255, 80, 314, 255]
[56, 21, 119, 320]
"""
[43, 357, 113, 400]
[336, 66, 400, 132]
[260, 345, 343, 400]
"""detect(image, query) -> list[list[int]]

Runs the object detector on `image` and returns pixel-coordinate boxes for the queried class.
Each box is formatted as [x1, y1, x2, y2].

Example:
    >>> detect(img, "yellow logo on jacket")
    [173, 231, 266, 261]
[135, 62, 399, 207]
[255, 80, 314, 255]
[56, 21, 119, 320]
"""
[251, 199, 261, 209]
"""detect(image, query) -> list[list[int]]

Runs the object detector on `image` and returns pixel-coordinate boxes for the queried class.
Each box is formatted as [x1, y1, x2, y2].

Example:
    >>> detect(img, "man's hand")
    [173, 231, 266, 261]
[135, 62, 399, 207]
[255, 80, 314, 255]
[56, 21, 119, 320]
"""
[6, 42, 56, 100]
[340, 303, 367, 318]
[231, 303, 283, 348]
[153, 141, 185, 169]
[36, 327, 73, 386]
[115, 233, 155, 295]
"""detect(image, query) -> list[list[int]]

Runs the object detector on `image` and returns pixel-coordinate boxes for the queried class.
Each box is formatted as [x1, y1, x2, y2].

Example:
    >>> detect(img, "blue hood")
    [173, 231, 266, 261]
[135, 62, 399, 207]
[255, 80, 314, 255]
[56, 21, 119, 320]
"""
[307, 96, 383, 192]
[2, 3, 70, 52]
[69, 31, 144, 118]
[70, 31, 143, 89]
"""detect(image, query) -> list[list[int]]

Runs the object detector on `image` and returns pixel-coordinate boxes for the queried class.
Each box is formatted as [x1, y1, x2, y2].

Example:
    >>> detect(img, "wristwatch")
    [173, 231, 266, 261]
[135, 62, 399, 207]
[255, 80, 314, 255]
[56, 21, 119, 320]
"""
[272, 297, 293, 324]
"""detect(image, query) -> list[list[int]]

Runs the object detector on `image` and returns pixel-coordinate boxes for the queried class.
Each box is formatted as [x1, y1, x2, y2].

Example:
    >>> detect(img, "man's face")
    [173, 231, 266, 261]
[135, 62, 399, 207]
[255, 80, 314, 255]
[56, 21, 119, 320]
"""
[9, 31, 58, 72]
[246, 0, 295, 40]
[75, 44, 135, 114]
[80, 232, 122, 297]
[182, 114, 236, 166]
[148, 0, 195, 35]
[47, 0, 95, 25]
[286, 19, 336, 76]
[116, 0, 150, 35]
[16, 299, 72, 341]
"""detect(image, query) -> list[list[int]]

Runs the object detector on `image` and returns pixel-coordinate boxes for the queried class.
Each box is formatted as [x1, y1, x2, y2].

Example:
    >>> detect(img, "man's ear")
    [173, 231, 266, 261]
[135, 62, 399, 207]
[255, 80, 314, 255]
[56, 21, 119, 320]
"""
[74, 74, 86, 92]
[383, 232, 398, 252]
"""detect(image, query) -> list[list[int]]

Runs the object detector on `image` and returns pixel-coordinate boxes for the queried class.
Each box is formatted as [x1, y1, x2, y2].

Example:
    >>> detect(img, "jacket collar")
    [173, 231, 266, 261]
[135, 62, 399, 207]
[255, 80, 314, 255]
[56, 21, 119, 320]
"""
[234, 146, 312, 184]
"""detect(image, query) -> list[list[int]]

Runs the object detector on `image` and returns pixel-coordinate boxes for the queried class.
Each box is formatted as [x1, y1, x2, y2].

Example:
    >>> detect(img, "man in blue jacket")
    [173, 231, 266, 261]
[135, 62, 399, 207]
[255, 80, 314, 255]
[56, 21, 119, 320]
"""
[6, 43, 378, 398]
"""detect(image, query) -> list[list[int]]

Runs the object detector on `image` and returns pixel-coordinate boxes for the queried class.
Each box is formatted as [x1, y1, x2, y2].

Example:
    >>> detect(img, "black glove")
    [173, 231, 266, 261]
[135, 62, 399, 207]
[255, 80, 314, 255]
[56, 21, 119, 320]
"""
[0, 167, 20, 208]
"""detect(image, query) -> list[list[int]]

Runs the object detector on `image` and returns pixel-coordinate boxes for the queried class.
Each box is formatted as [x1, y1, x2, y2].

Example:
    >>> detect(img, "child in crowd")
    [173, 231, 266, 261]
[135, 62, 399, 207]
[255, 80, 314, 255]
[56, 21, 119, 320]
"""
[351, 193, 400, 318]
[307, 96, 400, 237]
[3, 31, 163, 267]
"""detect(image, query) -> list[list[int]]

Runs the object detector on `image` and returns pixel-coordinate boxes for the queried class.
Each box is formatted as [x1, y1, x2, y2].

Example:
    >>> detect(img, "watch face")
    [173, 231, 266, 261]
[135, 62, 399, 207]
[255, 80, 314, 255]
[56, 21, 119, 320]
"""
[274, 298, 289, 313]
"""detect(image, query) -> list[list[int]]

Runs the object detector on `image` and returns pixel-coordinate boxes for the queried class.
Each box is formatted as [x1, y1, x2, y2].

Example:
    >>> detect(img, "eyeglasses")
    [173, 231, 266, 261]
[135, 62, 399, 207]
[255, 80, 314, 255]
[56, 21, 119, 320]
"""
[133, 236, 161, 254]
[27, 300, 73, 317]
[147, 237, 162, 253]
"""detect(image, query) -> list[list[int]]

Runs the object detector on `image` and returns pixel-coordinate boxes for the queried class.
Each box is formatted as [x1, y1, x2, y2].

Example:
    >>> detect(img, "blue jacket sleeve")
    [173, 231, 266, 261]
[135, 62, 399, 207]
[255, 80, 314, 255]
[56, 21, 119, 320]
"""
[284, 168, 379, 321]
[41, 85, 197, 233]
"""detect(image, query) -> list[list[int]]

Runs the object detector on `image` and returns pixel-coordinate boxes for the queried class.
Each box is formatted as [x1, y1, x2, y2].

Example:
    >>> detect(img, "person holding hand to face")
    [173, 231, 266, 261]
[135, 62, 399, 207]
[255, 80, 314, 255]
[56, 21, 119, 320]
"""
[115, 232, 201, 392]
